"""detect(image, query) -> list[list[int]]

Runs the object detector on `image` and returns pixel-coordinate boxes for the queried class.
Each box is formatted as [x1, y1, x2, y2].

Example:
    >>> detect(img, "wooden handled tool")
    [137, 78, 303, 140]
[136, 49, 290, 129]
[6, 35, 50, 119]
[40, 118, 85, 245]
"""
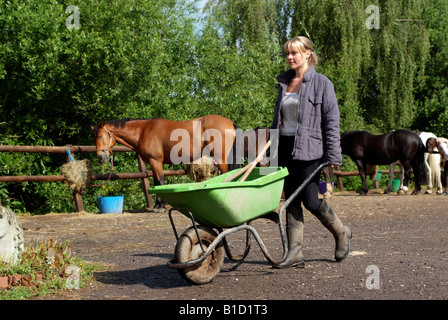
[223, 140, 271, 182]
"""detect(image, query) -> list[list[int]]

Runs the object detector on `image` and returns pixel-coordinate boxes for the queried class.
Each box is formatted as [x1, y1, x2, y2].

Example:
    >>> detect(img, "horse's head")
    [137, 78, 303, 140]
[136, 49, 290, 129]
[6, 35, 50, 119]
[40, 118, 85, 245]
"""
[91, 122, 115, 164]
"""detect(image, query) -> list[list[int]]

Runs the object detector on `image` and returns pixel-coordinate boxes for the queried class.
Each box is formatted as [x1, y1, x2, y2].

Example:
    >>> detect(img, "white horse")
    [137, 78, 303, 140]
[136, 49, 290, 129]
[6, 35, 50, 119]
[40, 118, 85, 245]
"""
[386, 132, 442, 194]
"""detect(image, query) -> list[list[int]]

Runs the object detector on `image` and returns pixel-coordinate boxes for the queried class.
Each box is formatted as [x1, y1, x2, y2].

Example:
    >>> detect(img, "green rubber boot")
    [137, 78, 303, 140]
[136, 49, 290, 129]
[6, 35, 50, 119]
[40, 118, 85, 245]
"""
[274, 206, 305, 269]
[315, 200, 352, 262]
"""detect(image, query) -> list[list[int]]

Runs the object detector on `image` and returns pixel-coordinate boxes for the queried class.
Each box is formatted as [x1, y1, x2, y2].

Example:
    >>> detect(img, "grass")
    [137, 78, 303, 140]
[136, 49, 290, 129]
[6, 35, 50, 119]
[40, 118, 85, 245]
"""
[0, 238, 105, 300]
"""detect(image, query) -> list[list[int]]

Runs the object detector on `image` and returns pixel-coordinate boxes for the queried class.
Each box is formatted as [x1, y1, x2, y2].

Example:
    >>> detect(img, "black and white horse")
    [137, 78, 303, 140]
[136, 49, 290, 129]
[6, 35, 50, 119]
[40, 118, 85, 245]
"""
[387, 132, 443, 194]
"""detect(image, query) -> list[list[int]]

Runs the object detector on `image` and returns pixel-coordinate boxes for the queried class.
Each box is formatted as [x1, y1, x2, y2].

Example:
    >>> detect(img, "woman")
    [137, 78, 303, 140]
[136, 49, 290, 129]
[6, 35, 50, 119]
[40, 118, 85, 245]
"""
[271, 36, 352, 268]
[427, 137, 448, 195]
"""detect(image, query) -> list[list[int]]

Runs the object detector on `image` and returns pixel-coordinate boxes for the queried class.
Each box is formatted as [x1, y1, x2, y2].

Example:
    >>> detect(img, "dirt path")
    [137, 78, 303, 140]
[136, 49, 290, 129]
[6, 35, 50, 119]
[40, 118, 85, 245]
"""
[19, 192, 448, 301]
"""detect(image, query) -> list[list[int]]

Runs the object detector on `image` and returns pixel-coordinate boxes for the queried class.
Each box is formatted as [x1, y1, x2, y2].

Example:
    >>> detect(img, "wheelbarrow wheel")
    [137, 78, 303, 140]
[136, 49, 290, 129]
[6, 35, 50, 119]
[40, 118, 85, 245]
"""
[175, 226, 224, 285]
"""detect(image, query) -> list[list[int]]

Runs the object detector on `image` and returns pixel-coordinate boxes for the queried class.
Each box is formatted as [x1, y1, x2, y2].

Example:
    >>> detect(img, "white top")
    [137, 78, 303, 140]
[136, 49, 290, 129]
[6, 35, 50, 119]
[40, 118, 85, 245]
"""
[279, 92, 300, 136]
[440, 142, 448, 156]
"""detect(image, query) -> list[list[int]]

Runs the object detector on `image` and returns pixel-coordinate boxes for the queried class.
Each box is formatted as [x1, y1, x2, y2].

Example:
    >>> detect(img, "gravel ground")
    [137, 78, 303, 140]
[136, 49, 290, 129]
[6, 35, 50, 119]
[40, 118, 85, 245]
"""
[18, 191, 448, 312]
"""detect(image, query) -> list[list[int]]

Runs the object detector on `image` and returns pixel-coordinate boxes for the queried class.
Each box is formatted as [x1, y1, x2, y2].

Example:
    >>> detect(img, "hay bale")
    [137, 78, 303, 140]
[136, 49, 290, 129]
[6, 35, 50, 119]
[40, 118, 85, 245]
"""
[186, 156, 215, 182]
[60, 159, 93, 193]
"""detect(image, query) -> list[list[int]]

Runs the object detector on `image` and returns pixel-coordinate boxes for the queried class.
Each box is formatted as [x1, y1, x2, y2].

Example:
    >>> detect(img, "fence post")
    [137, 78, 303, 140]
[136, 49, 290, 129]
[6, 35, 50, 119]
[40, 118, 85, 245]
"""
[73, 192, 84, 212]
[337, 175, 344, 191]
[136, 155, 153, 209]
[335, 166, 344, 191]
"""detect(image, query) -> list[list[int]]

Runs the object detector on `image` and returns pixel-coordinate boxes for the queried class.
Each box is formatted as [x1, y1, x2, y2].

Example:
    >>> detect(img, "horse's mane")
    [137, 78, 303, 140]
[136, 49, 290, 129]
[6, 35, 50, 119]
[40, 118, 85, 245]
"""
[104, 118, 148, 128]
[92, 118, 155, 135]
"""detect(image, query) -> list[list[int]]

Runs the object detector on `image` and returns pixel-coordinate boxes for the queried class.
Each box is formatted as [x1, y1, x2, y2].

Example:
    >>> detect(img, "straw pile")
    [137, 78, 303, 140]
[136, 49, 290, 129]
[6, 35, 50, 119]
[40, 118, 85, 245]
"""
[60, 159, 93, 193]
[186, 156, 215, 182]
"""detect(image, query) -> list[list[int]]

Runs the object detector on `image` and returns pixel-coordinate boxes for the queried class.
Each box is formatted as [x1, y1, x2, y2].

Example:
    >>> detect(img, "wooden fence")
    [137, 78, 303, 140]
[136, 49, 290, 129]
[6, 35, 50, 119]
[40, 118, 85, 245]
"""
[0, 145, 401, 212]
[0, 145, 186, 212]
[331, 167, 399, 191]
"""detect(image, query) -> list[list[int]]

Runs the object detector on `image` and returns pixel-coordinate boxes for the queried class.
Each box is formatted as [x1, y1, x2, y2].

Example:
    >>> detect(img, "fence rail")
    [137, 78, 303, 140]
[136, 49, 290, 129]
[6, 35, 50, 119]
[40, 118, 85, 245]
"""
[332, 167, 401, 191]
[0, 144, 401, 213]
[0, 144, 186, 212]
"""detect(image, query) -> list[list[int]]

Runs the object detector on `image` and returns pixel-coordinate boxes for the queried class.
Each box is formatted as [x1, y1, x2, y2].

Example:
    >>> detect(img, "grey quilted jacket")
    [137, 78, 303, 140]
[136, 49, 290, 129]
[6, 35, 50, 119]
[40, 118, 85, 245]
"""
[271, 65, 342, 166]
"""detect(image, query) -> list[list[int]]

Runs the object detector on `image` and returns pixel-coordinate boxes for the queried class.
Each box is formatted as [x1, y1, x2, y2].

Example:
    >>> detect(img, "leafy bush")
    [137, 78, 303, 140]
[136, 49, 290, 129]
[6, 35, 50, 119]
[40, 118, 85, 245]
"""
[1, 0, 447, 213]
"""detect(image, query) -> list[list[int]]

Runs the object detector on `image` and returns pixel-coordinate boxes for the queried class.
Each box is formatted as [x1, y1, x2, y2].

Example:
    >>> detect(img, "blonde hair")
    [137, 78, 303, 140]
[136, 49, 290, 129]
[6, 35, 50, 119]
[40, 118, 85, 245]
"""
[284, 36, 318, 66]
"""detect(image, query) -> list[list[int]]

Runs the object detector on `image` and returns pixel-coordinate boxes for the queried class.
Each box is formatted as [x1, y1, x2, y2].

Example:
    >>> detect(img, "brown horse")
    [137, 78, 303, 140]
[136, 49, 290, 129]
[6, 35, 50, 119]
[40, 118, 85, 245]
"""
[92, 115, 239, 209]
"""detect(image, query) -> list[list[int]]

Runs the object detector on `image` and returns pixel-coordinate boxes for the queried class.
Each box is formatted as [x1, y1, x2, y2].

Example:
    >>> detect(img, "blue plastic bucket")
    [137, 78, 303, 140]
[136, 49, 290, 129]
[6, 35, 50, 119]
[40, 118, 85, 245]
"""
[97, 195, 124, 214]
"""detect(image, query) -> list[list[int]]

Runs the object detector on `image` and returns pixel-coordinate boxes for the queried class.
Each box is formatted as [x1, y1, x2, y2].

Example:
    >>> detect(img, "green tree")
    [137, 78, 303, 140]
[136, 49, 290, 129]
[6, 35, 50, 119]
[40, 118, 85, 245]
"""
[289, 0, 429, 133]
[413, 0, 448, 137]
[195, 0, 285, 129]
[1, 0, 199, 145]
[287, 0, 371, 132]
[0, 0, 199, 213]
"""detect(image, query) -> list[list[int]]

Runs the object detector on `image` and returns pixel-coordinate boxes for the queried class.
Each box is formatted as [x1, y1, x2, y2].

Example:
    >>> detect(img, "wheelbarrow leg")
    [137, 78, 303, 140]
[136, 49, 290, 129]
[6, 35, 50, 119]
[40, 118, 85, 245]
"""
[220, 227, 251, 262]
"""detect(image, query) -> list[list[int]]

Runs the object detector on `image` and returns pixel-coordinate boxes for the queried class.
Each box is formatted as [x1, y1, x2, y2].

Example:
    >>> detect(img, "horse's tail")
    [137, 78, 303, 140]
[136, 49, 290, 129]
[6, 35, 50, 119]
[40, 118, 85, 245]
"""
[418, 137, 429, 154]
[414, 138, 429, 185]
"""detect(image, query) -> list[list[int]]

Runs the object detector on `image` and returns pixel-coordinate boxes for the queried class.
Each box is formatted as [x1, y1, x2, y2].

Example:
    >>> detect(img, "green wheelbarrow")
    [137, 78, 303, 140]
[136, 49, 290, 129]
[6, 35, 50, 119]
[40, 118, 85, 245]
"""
[148, 162, 329, 285]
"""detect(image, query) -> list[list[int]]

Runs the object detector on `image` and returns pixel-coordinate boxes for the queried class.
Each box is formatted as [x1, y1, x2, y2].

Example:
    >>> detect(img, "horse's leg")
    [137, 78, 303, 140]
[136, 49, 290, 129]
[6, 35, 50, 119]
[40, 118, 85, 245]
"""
[356, 160, 368, 195]
[149, 159, 166, 210]
[410, 151, 426, 195]
[435, 155, 443, 194]
[429, 153, 443, 194]
[402, 160, 414, 194]
[385, 163, 395, 194]
[398, 164, 406, 195]
[424, 153, 432, 194]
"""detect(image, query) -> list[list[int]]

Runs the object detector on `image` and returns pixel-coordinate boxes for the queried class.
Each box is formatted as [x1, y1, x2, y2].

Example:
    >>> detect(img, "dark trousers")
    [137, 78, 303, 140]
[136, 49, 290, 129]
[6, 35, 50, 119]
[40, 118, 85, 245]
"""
[278, 136, 322, 213]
